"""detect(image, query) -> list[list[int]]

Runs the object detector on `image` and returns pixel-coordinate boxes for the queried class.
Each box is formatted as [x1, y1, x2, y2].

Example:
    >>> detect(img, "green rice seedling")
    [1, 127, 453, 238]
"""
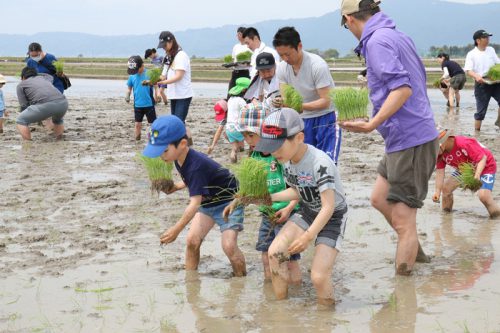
[433, 78, 443, 88]
[330, 87, 369, 122]
[486, 64, 500, 81]
[454, 162, 482, 192]
[52, 60, 64, 73]
[282, 84, 303, 113]
[223, 54, 233, 64]
[232, 158, 271, 206]
[236, 51, 252, 62]
[138, 155, 174, 194]
[146, 68, 162, 85]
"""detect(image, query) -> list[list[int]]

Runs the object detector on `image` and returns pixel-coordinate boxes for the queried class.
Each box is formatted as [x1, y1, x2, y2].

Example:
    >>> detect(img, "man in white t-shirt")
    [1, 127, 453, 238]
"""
[242, 27, 280, 79]
[244, 52, 280, 107]
[464, 29, 500, 131]
[272, 26, 341, 164]
[228, 27, 251, 95]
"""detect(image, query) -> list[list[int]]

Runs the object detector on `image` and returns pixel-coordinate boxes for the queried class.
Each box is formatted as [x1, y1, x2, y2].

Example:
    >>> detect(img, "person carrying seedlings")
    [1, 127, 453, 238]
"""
[341, 0, 438, 275]
[433, 129, 500, 218]
[143, 115, 247, 276]
[227, 27, 251, 96]
[242, 27, 280, 79]
[207, 99, 229, 155]
[0, 74, 7, 134]
[436, 53, 466, 110]
[464, 30, 500, 131]
[272, 27, 342, 164]
[252, 108, 348, 305]
[144, 48, 168, 105]
[126, 55, 157, 141]
[224, 102, 302, 283]
[26, 42, 65, 93]
[226, 77, 250, 163]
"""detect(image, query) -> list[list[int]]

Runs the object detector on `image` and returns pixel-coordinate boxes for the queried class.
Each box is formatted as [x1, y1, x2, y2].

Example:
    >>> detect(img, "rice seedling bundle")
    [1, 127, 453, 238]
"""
[486, 64, 500, 81]
[146, 68, 162, 85]
[330, 87, 369, 122]
[260, 205, 279, 225]
[282, 84, 303, 113]
[454, 162, 482, 192]
[236, 51, 252, 63]
[52, 60, 64, 73]
[232, 158, 272, 205]
[433, 78, 443, 88]
[223, 55, 233, 64]
[138, 155, 174, 194]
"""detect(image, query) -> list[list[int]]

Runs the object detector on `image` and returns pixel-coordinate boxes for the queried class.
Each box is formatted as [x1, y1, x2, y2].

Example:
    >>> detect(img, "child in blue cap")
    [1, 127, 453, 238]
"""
[143, 115, 246, 276]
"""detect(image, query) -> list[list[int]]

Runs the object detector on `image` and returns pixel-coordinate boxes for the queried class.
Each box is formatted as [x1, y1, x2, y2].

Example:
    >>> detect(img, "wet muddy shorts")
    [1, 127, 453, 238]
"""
[377, 138, 439, 208]
[451, 170, 496, 192]
[289, 205, 348, 250]
[256, 213, 300, 260]
[16, 98, 68, 126]
[450, 74, 466, 90]
[134, 106, 157, 123]
[198, 201, 244, 233]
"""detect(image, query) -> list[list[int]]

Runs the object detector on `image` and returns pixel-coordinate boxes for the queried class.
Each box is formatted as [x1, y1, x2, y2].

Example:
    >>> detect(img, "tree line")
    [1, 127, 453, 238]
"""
[428, 44, 500, 58]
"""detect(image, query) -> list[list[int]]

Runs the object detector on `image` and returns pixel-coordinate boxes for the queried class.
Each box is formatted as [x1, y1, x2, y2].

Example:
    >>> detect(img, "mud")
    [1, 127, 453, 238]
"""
[0, 81, 500, 332]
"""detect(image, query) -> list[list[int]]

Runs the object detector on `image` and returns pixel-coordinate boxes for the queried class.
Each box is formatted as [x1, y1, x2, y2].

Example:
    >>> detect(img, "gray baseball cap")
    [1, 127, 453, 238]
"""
[255, 108, 304, 153]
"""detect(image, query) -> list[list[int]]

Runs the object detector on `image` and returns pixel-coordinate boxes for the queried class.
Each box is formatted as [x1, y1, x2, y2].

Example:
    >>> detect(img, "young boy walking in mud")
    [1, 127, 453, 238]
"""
[126, 55, 157, 140]
[224, 102, 302, 283]
[143, 115, 247, 276]
[254, 108, 348, 305]
[433, 129, 500, 217]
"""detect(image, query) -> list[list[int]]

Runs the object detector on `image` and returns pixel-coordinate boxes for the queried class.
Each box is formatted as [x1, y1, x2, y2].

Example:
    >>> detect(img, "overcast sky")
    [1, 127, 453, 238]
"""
[1, 0, 498, 36]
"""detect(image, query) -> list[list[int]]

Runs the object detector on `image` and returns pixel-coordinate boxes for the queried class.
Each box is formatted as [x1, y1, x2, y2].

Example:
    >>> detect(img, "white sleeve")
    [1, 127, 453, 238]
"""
[175, 52, 189, 71]
[442, 67, 450, 79]
[464, 51, 474, 72]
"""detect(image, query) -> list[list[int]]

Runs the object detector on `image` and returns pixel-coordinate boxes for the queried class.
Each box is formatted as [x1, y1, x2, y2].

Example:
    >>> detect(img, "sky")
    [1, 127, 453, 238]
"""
[1, 0, 499, 36]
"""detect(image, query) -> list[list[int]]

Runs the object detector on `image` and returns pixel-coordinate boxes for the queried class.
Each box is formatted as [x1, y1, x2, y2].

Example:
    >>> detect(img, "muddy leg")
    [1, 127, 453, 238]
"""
[185, 212, 215, 270]
[311, 244, 338, 306]
[262, 252, 271, 281]
[442, 177, 459, 212]
[16, 124, 32, 140]
[477, 189, 500, 218]
[391, 202, 418, 276]
[221, 229, 246, 277]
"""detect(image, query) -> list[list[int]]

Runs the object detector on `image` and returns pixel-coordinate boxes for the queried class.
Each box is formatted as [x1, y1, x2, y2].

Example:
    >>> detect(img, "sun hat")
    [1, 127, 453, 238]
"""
[236, 101, 271, 134]
[0, 74, 6, 84]
[255, 108, 304, 153]
[341, 0, 381, 26]
[127, 55, 143, 75]
[143, 115, 186, 158]
[438, 128, 453, 146]
[214, 99, 228, 122]
[228, 77, 251, 96]
[157, 31, 175, 49]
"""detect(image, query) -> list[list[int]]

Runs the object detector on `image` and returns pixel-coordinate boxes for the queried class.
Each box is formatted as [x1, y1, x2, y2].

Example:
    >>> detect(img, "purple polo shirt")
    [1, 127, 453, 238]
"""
[355, 12, 437, 153]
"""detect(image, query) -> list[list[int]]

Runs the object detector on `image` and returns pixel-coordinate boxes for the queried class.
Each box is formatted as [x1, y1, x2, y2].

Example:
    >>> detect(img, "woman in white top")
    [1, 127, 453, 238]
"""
[157, 31, 194, 143]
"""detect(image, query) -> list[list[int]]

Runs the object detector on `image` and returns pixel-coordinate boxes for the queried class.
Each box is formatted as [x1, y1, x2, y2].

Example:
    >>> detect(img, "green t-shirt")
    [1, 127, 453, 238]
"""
[251, 151, 296, 213]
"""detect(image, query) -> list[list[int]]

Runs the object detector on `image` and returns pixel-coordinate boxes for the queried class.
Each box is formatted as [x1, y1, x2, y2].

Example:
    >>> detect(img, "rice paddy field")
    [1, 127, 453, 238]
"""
[0, 78, 499, 332]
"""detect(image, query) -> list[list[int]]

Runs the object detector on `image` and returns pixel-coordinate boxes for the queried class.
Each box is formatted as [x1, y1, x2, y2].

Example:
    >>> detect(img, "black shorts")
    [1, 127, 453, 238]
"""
[474, 82, 500, 121]
[134, 106, 157, 123]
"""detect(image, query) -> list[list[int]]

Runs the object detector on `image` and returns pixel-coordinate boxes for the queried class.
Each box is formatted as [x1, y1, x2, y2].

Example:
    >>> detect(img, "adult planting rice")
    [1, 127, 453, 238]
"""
[340, 0, 438, 275]
[436, 53, 466, 110]
[272, 27, 342, 164]
[15, 67, 68, 141]
[464, 30, 500, 131]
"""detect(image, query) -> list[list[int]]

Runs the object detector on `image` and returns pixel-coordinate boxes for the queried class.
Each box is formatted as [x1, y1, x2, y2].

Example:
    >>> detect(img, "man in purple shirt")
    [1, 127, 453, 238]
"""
[340, 0, 439, 275]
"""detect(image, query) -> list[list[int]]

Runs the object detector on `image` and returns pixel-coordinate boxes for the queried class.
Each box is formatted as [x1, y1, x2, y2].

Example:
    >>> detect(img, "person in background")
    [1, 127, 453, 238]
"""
[242, 27, 280, 79]
[26, 42, 64, 93]
[145, 48, 168, 105]
[0, 74, 7, 134]
[228, 27, 251, 95]
[436, 53, 466, 110]
[207, 99, 228, 155]
[226, 77, 250, 163]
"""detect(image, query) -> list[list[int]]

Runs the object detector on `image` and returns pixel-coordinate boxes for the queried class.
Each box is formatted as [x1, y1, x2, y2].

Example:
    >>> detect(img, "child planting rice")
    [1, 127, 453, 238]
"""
[138, 155, 174, 194]
[232, 158, 272, 206]
[330, 87, 369, 122]
[282, 84, 303, 113]
[433, 129, 500, 217]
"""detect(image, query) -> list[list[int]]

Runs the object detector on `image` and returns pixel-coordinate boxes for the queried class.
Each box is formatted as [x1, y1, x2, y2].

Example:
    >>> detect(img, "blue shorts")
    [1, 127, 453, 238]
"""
[226, 128, 244, 143]
[303, 112, 342, 164]
[198, 201, 244, 233]
[256, 214, 300, 261]
[452, 171, 496, 191]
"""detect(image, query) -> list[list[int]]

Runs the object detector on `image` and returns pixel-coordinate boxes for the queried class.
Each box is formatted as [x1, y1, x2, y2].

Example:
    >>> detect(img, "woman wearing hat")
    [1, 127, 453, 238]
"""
[156, 31, 194, 144]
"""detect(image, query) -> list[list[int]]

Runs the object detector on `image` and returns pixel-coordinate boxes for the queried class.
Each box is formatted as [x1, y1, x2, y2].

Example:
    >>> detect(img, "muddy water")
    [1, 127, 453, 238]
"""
[0, 84, 499, 333]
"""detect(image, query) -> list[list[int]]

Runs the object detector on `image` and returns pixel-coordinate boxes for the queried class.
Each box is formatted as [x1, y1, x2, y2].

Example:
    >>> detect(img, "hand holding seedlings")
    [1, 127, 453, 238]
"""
[274, 206, 293, 224]
[141, 80, 152, 86]
[222, 199, 241, 222]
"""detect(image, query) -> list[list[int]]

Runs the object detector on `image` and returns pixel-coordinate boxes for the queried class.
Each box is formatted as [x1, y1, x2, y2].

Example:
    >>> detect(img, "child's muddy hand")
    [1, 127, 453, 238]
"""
[274, 208, 291, 224]
[222, 203, 234, 222]
[207, 146, 214, 155]
[432, 193, 440, 203]
[160, 227, 179, 244]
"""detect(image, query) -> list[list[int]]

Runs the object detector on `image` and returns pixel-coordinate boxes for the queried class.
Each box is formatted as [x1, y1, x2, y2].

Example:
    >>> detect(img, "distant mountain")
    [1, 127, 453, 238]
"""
[1, 0, 499, 58]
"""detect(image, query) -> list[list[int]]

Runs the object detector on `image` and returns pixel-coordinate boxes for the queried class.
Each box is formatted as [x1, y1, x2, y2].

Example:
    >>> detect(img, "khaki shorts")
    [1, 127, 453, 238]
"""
[377, 138, 439, 208]
[450, 74, 466, 90]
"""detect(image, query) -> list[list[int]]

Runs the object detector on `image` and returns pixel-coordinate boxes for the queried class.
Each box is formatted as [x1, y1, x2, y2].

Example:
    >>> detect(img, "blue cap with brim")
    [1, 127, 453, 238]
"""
[143, 115, 186, 158]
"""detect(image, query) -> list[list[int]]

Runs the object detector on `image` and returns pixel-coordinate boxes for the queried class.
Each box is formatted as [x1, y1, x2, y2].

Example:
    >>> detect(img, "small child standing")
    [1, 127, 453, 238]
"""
[255, 108, 348, 305]
[0, 74, 6, 134]
[126, 55, 157, 140]
[226, 77, 250, 163]
[433, 129, 500, 217]
[144, 48, 168, 105]
[207, 99, 228, 155]
[143, 115, 247, 276]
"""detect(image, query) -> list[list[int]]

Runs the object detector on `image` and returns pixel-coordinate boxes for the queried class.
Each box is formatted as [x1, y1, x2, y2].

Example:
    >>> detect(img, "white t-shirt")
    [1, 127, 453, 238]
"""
[277, 51, 334, 119]
[250, 42, 280, 79]
[226, 96, 246, 131]
[464, 46, 500, 77]
[245, 75, 279, 104]
[232, 43, 251, 70]
[161, 50, 194, 99]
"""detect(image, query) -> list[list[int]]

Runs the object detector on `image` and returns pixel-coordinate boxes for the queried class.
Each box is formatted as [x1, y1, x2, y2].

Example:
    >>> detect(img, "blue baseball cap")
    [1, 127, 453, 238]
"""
[142, 115, 186, 158]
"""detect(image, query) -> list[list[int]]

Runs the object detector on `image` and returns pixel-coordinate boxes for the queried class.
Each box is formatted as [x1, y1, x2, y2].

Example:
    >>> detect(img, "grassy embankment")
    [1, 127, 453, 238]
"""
[0, 56, 471, 88]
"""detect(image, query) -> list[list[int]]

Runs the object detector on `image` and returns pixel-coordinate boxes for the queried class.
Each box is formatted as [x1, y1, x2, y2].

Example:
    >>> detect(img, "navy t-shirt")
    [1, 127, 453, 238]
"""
[26, 53, 64, 93]
[442, 60, 465, 77]
[175, 149, 238, 208]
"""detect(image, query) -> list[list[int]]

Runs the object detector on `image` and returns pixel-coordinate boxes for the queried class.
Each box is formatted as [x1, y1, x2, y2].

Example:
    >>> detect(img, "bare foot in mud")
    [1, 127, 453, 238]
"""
[416, 243, 431, 263]
[396, 263, 412, 276]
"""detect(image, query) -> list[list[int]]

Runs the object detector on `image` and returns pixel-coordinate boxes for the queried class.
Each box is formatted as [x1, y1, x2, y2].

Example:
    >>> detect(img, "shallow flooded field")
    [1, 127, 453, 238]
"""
[0, 81, 499, 332]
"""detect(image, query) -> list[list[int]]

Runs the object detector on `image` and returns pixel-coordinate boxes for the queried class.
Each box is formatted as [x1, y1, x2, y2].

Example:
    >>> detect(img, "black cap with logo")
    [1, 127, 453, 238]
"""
[473, 29, 492, 41]
[256, 52, 276, 70]
[127, 55, 143, 75]
[157, 31, 175, 49]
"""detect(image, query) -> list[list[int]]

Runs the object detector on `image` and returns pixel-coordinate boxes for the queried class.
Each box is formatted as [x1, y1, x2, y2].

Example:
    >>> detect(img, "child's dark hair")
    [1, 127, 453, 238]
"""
[436, 52, 450, 61]
[242, 27, 260, 40]
[172, 135, 189, 148]
[21, 67, 38, 79]
[273, 27, 301, 50]
[144, 48, 157, 59]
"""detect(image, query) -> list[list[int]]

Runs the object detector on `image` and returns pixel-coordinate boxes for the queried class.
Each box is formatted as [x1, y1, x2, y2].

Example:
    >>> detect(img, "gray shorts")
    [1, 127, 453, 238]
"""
[289, 205, 348, 250]
[377, 138, 439, 208]
[16, 98, 68, 126]
[450, 74, 466, 90]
